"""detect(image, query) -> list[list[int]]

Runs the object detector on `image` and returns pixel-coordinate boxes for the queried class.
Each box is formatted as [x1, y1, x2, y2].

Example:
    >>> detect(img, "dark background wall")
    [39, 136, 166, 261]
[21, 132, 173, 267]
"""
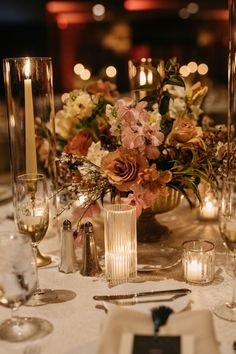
[0, 0, 228, 95]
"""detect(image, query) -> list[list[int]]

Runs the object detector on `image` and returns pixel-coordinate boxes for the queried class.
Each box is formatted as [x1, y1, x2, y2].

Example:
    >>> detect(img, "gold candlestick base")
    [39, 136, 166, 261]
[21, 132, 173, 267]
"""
[36, 247, 52, 267]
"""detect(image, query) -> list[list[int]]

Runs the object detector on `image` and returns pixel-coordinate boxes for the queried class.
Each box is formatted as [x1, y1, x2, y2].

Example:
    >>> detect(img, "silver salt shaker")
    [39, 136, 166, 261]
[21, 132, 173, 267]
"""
[80, 221, 102, 276]
[59, 219, 78, 273]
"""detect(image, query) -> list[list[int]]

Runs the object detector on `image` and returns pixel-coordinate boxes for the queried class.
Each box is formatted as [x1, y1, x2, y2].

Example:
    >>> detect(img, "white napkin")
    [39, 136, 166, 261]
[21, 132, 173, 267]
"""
[96, 307, 220, 354]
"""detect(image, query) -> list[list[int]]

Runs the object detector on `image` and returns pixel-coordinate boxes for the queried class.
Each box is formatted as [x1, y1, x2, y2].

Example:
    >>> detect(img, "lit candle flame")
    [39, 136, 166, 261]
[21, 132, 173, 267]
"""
[139, 69, 146, 86]
[24, 59, 30, 79]
[147, 70, 153, 84]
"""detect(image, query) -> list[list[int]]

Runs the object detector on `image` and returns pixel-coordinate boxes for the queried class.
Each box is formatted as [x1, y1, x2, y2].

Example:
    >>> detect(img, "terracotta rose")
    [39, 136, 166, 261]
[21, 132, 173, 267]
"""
[100, 147, 148, 192]
[167, 116, 204, 148]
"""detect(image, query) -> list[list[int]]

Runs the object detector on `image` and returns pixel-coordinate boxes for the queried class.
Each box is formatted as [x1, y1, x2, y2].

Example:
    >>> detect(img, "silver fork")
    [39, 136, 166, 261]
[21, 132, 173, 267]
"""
[109, 292, 188, 306]
[23, 344, 41, 354]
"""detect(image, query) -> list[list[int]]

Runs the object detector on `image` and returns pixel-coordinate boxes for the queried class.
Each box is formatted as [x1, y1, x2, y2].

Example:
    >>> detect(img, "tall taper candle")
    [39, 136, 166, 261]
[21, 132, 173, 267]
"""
[24, 59, 37, 174]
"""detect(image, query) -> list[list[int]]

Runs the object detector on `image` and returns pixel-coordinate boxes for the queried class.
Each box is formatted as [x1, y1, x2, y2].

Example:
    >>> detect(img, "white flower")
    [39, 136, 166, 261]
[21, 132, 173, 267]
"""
[165, 84, 185, 98]
[189, 105, 203, 121]
[55, 110, 76, 139]
[86, 141, 108, 167]
[169, 97, 186, 119]
[55, 90, 95, 139]
[65, 90, 94, 120]
[106, 104, 121, 140]
[149, 104, 162, 127]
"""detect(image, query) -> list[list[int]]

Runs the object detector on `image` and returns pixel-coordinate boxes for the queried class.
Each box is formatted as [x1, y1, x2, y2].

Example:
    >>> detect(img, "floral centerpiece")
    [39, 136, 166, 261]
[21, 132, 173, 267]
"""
[56, 58, 227, 222]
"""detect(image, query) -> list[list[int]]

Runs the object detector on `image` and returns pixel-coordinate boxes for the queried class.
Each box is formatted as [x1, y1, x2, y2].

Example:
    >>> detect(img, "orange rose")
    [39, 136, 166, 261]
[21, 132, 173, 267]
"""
[167, 117, 204, 148]
[100, 147, 148, 192]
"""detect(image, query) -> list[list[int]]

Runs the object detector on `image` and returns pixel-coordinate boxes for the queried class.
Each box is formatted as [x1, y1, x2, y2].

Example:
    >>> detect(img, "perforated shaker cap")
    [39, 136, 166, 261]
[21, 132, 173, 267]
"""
[63, 219, 72, 230]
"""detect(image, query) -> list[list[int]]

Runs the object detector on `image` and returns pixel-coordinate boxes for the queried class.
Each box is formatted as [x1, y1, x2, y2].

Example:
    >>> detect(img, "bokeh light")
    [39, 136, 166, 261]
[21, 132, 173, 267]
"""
[80, 69, 91, 80]
[74, 63, 84, 75]
[92, 4, 105, 17]
[106, 65, 117, 78]
[187, 61, 198, 73]
[179, 65, 190, 77]
[198, 63, 208, 75]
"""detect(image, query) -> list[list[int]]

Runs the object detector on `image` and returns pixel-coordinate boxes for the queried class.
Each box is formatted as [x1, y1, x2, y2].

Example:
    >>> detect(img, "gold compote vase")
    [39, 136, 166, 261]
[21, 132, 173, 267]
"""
[137, 188, 181, 243]
[111, 188, 181, 243]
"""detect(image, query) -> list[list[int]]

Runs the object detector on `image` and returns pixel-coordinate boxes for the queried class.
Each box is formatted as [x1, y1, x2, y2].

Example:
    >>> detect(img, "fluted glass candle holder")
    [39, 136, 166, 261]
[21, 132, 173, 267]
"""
[3, 57, 58, 266]
[104, 204, 137, 286]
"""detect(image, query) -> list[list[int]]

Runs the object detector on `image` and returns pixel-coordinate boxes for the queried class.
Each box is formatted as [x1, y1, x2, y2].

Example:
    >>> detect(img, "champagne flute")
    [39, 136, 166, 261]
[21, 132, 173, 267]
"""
[0, 231, 53, 342]
[213, 176, 236, 321]
[15, 173, 57, 306]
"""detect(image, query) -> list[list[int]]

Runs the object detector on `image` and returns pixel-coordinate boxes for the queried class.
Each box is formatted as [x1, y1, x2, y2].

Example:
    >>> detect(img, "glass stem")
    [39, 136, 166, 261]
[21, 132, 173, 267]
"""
[231, 254, 236, 308]
[11, 305, 20, 325]
[32, 244, 41, 294]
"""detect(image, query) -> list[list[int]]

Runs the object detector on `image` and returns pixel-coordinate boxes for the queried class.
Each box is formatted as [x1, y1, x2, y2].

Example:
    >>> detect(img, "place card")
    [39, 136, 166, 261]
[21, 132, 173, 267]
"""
[118, 333, 194, 354]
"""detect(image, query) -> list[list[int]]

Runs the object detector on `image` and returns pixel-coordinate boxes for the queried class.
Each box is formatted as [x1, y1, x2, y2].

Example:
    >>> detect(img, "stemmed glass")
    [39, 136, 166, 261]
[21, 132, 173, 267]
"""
[213, 176, 236, 321]
[0, 231, 53, 342]
[14, 173, 57, 306]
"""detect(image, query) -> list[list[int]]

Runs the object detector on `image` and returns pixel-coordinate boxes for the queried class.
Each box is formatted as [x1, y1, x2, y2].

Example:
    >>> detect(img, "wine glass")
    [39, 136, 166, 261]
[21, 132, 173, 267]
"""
[14, 173, 57, 306]
[0, 231, 53, 342]
[213, 176, 236, 321]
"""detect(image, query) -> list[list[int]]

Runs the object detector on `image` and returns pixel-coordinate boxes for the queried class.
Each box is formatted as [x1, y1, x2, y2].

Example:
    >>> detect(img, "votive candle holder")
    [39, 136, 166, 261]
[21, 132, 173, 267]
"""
[182, 240, 215, 285]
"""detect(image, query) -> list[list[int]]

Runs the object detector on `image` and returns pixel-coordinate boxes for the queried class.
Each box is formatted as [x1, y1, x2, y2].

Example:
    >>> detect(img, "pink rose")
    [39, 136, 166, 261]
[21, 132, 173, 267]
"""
[64, 131, 92, 156]
[100, 147, 149, 192]
[167, 117, 204, 148]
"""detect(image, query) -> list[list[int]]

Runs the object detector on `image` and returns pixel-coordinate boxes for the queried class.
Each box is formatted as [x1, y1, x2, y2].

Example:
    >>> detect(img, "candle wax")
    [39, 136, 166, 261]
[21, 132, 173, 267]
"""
[187, 259, 203, 282]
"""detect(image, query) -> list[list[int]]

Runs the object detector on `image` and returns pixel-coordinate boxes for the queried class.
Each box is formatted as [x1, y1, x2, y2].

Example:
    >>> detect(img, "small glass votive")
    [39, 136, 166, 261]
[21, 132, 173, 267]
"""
[198, 182, 218, 221]
[182, 240, 215, 284]
[104, 204, 137, 286]
[198, 196, 218, 221]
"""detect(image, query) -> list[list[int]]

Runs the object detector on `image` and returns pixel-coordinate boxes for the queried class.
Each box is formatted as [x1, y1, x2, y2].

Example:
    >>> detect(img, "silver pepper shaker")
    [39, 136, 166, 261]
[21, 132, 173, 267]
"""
[80, 221, 102, 276]
[59, 219, 78, 273]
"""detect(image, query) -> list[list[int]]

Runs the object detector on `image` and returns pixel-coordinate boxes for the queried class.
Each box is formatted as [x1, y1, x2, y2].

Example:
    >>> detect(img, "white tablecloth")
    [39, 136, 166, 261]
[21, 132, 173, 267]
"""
[0, 200, 235, 354]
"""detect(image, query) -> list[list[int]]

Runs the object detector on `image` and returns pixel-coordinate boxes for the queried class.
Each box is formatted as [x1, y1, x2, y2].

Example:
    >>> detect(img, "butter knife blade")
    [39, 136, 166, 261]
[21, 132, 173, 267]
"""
[93, 288, 191, 301]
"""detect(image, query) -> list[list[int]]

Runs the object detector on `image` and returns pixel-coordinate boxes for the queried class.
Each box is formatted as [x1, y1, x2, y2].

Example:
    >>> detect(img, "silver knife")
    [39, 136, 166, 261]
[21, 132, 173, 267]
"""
[93, 288, 191, 301]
